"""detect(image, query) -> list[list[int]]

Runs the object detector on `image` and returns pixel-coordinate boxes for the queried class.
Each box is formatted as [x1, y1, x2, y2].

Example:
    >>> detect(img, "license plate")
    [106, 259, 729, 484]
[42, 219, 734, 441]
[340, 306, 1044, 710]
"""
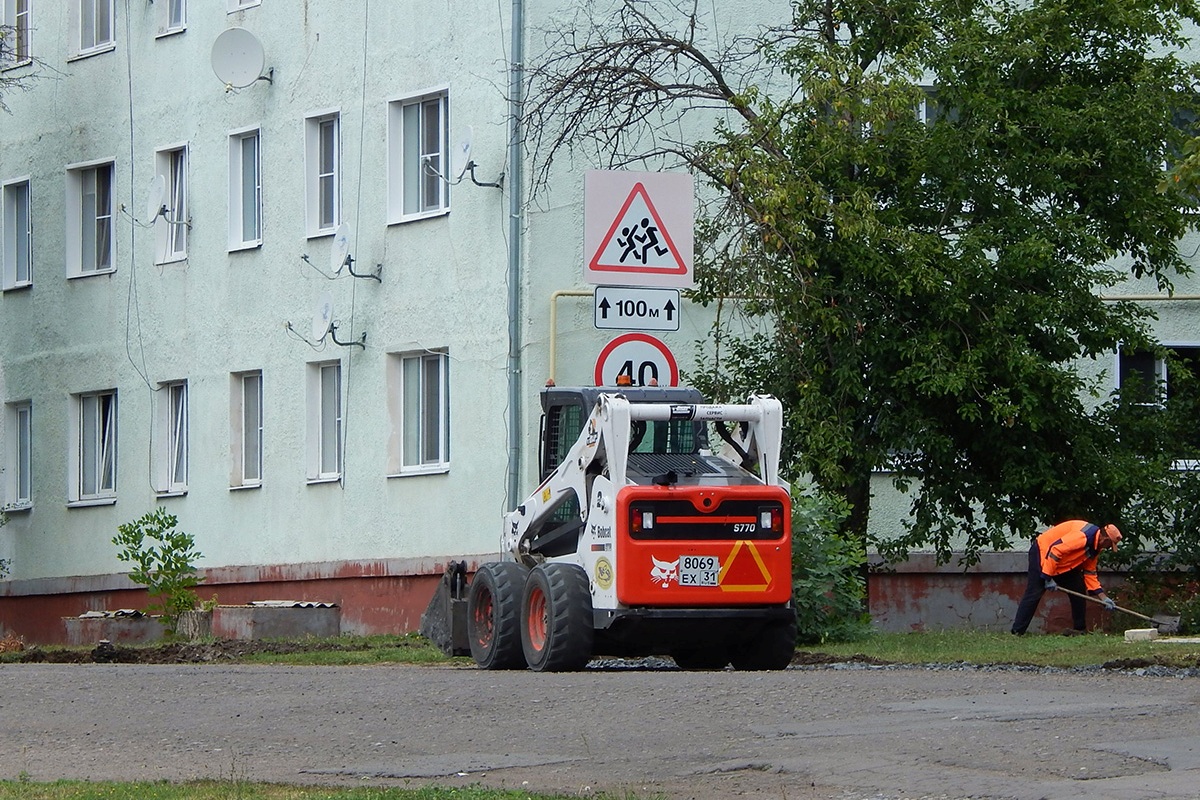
[679, 555, 720, 587]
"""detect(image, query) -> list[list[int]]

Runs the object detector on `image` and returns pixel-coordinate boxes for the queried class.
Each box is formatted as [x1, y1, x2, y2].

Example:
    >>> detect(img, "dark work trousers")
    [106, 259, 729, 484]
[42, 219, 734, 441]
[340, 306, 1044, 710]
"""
[1011, 540, 1089, 634]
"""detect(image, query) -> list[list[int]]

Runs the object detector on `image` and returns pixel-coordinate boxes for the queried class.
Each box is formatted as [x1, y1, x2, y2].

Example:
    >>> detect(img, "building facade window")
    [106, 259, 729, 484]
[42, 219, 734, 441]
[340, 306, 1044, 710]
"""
[66, 161, 114, 277]
[1118, 345, 1200, 464]
[5, 400, 32, 509]
[307, 361, 341, 481]
[157, 0, 184, 35]
[228, 128, 261, 249]
[304, 111, 340, 236]
[71, 389, 116, 503]
[2, 0, 31, 65]
[157, 380, 187, 494]
[387, 89, 449, 222]
[153, 145, 188, 263]
[230, 370, 262, 487]
[2, 177, 31, 289]
[387, 350, 450, 474]
[73, 0, 114, 57]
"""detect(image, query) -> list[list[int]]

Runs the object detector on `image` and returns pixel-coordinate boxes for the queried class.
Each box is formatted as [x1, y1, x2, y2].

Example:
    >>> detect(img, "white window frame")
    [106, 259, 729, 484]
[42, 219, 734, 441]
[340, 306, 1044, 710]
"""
[227, 0, 260, 12]
[229, 369, 263, 489]
[386, 88, 450, 223]
[2, 0, 31, 66]
[69, 389, 117, 505]
[2, 176, 32, 289]
[153, 144, 189, 264]
[65, 159, 116, 278]
[4, 400, 32, 510]
[156, 0, 185, 36]
[155, 380, 188, 495]
[304, 110, 340, 237]
[387, 350, 450, 476]
[69, 0, 114, 59]
[306, 360, 341, 482]
[228, 127, 262, 250]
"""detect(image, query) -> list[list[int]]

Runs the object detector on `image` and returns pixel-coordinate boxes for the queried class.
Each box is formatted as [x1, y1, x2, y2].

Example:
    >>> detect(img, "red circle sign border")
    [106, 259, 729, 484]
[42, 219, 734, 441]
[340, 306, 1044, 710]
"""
[593, 332, 680, 387]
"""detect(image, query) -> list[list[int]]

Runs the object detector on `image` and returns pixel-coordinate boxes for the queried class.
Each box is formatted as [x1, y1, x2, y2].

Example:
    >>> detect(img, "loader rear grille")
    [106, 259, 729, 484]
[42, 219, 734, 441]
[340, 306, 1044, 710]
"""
[627, 453, 725, 477]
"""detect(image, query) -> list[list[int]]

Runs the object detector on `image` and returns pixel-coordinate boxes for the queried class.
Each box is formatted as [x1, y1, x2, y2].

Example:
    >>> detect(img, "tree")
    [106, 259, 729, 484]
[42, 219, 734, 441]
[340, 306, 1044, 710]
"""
[525, 0, 1200, 563]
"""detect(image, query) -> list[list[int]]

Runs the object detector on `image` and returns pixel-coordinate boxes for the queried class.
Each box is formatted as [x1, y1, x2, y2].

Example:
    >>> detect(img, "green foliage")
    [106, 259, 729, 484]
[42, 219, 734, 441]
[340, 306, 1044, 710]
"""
[684, 0, 1200, 562]
[790, 490, 870, 644]
[112, 508, 203, 634]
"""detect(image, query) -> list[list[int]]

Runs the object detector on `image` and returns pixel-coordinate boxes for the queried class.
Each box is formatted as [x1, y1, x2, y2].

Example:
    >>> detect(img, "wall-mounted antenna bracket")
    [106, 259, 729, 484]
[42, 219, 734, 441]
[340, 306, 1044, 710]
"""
[341, 254, 382, 283]
[467, 161, 504, 189]
[329, 323, 366, 349]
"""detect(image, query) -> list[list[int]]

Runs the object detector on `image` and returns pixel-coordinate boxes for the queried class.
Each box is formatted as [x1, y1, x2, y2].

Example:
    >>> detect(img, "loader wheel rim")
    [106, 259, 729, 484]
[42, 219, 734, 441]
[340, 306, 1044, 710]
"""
[473, 592, 495, 649]
[527, 586, 548, 653]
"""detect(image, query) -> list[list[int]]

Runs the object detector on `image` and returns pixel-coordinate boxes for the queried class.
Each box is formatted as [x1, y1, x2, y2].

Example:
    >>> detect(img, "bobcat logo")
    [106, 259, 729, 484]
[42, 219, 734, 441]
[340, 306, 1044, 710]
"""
[650, 556, 679, 587]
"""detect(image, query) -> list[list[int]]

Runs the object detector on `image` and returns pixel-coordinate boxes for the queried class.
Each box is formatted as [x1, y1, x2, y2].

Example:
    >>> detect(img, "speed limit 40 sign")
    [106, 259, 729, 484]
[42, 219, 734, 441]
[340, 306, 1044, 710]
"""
[593, 333, 679, 387]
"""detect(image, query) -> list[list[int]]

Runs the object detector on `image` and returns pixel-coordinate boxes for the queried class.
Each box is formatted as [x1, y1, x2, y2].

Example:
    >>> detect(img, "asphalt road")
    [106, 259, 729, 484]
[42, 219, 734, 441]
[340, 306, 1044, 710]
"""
[2, 662, 1199, 800]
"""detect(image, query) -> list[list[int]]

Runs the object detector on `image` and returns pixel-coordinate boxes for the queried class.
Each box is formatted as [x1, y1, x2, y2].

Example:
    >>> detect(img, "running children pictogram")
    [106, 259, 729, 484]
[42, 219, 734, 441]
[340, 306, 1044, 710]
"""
[584, 171, 694, 288]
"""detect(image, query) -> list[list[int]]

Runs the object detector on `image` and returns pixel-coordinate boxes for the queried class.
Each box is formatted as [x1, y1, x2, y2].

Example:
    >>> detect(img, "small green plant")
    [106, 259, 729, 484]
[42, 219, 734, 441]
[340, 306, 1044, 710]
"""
[112, 508, 203, 634]
[791, 489, 871, 644]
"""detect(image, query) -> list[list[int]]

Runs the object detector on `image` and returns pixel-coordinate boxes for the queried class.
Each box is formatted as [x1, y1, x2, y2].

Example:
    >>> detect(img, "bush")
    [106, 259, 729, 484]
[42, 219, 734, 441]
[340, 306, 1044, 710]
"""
[791, 490, 871, 644]
[112, 508, 204, 634]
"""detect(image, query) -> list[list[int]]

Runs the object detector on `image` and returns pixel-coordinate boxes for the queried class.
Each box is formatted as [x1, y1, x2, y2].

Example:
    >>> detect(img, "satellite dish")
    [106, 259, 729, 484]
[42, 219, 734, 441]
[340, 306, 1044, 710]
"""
[211, 27, 267, 89]
[311, 293, 335, 341]
[451, 127, 473, 181]
[145, 175, 167, 222]
[329, 223, 352, 274]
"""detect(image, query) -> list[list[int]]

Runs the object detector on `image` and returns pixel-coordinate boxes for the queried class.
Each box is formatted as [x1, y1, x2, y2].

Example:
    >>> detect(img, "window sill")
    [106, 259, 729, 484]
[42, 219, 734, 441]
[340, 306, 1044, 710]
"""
[155, 27, 186, 39]
[229, 482, 262, 491]
[155, 490, 188, 499]
[388, 465, 450, 478]
[67, 497, 117, 509]
[389, 208, 450, 226]
[67, 43, 116, 63]
[67, 268, 117, 280]
[1, 58, 32, 72]
[154, 254, 188, 266]
[306, 228, 337, 240]
[2, 502, 32, 513]
[228, 241, 263, 253]
[2, 282, 32, 293]
[306, 476, 341, 486]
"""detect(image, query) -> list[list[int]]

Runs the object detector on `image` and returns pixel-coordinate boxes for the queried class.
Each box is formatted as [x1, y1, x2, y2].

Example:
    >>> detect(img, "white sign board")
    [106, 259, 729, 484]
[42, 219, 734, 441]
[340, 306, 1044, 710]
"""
[584, 170, 694, 288]
[594, 286, 680, 332]
[594, 333, 679, 387]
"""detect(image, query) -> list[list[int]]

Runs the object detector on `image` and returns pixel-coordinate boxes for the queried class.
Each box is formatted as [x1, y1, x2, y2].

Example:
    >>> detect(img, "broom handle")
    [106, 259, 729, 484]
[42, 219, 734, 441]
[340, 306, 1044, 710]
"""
[1055, 584, 1162, 625]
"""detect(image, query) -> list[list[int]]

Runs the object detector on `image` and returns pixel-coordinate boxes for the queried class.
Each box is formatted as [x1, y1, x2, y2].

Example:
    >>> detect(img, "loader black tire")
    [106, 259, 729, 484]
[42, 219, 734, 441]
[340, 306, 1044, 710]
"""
[467, 562, 529, 670]
[521, 563, 594, 672]
[730, 618, 797, 671]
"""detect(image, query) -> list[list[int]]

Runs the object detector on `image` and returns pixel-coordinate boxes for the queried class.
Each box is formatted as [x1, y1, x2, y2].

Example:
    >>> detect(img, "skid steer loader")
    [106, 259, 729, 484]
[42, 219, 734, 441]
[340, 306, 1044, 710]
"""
[423, 385, 795, 672]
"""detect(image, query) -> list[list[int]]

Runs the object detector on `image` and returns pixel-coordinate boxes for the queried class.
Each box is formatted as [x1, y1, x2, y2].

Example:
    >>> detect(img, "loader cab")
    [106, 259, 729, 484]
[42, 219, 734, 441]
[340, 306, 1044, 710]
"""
[538, 385, 710, 480]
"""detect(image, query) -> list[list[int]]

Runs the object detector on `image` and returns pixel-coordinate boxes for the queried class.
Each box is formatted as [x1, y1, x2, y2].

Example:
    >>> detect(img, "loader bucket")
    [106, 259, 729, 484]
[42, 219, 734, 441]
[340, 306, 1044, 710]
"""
[418, 560, 471, 656]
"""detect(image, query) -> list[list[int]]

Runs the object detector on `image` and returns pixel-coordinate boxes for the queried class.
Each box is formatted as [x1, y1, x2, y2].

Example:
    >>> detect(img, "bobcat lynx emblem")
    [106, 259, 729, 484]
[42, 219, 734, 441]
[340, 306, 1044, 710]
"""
[650, 556, 679, 587]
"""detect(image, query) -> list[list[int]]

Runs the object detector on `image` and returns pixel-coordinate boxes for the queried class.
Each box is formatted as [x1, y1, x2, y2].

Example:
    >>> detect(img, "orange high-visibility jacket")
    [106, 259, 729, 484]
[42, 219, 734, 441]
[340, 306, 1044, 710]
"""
[1037, 520, 1104, 594]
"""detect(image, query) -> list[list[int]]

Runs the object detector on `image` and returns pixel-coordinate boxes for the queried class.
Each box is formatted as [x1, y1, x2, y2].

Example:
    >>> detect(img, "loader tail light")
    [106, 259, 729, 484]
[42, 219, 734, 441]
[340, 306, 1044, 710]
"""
[630, 510, 654, 533]
[761, 507, 782, 531]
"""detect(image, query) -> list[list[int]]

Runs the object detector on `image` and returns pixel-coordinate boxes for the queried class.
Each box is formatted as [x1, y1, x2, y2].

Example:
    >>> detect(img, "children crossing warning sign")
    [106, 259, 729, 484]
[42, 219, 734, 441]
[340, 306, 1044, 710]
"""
[584, 170, 693, 288]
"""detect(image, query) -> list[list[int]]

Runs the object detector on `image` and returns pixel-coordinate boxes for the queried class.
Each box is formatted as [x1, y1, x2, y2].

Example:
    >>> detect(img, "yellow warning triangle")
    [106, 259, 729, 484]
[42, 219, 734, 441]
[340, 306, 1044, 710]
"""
[718, 540, 772, 592]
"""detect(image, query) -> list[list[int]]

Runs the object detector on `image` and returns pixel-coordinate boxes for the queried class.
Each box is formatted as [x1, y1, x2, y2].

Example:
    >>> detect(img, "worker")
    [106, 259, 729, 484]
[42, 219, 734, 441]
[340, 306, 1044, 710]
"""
[1010, 520, 1122, 635]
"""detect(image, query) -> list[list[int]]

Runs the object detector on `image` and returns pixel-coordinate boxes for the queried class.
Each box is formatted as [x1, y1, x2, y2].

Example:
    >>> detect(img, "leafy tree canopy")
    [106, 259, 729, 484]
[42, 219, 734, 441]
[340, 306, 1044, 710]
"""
[525, 0, 1200, 565]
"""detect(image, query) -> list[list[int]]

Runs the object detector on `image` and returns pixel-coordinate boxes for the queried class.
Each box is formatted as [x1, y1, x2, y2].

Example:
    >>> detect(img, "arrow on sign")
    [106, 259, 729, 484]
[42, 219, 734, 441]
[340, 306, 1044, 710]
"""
[599, 297, 611, 319]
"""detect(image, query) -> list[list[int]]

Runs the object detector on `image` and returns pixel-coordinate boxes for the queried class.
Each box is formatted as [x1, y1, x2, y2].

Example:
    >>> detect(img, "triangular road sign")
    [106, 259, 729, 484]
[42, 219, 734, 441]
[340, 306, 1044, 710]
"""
[588, 182, 688, 277]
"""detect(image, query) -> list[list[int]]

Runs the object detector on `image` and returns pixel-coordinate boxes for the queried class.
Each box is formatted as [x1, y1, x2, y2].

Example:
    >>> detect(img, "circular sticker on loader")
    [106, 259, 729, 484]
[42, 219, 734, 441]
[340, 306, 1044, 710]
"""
[595, 557, 614, 590]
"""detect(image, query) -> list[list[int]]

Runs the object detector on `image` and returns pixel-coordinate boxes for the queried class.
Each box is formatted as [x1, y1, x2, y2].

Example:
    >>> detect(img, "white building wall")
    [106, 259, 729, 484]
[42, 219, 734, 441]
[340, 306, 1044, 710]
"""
[0, 2, 520, 581]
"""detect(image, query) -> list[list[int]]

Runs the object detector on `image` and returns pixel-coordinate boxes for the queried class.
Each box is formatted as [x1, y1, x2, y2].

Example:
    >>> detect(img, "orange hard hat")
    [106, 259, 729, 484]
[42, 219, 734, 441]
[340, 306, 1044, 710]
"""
[1103, 524, 1123, 549]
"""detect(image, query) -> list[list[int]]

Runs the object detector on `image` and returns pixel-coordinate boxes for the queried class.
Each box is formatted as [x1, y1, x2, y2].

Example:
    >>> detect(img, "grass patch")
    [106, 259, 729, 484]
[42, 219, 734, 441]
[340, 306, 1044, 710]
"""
[799, 630, 1200, 669]
[0, 781, 612, 799]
